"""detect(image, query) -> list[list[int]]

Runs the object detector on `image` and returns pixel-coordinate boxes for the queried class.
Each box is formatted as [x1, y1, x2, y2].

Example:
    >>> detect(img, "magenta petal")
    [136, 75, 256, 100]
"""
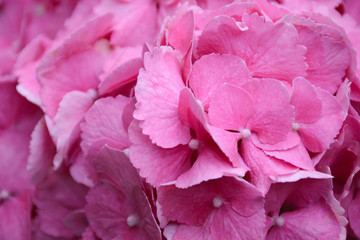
[86, 183, 161, 240]
[208, 84, 255, 131]
[81, 95, 132, 155]
[0, 192, 32, 240]
[134, 47, 190, 148]
[348, 191, 360, 238]
[251, 132, 300, 151]
[176, 147, 246, 188]
[267, 200, 342, 240]
[189, 54, 251, 110]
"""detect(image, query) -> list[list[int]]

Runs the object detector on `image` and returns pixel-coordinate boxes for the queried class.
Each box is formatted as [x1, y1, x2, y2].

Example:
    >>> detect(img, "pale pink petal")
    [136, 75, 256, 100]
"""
[189, 54, 251, 110]
[51, 90, 95, 169]
[197, 14, 307, 81]
[134, 47, 190, 148]
[208, 84, 255, 131]
[81, 96, 132, 155]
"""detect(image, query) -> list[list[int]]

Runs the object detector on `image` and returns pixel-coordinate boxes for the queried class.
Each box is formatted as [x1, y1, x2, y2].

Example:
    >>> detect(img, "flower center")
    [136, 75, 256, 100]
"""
[292, 122, 300, 131]
[213, 197, 223, 208]
[126, 214, 139, 227]
[273, 216, 285, 227]
[0, 190, 10, 200]
[239, 129, 251, 138]
[188, 139, 200, 150]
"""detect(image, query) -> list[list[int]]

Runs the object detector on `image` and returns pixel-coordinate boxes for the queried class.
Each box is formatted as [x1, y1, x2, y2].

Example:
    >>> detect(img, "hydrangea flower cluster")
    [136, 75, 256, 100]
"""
[1, 0, 360, 239]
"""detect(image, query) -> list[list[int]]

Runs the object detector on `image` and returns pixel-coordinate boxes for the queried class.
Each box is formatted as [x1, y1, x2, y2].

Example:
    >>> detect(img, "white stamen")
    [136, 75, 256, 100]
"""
[292, 122, 300, 131]
[35, 4, 46, 16]
[87, 89, 98, 99]
[188, 139, 200, 150]
[273, 216, 285, 227]
[239, 129, 251, 138]
[123, 148, 129, 158]
[0, 190, 10, 199]
[213, 197, 223, 208]
[126, 214, 139, 227]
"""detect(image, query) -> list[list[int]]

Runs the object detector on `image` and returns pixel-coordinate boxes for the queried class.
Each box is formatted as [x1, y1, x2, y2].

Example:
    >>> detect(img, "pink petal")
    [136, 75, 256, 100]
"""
[251, 131, 300, 151]
[38, 48, 102, 118]
[175, 147, 246, 188]
[167, 10, 194, 56]
[208, 84, 255, 131]
[189, 54, 251, 110]
[129, 142, 192, 188]
[241, 140, 298, 194]
[98, 58, 142, 96]
[207, 125, 247, 168]
[81, 96, 132, 155]
[197, 14, 307, 81]
[242, 79, 294, 144]
[291, 77, 322, 124]
[134, 47, 190, 148]
[297, 84, 345, 152]
[263, 143, 314, 171]
[267, 200, 342, 240]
